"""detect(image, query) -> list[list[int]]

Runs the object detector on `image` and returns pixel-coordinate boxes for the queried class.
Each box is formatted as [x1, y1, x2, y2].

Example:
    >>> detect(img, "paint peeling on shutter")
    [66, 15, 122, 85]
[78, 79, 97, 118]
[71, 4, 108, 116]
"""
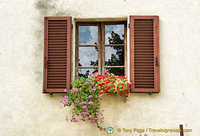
[43, 17, 72, 93]
[130, 16, 160, 93]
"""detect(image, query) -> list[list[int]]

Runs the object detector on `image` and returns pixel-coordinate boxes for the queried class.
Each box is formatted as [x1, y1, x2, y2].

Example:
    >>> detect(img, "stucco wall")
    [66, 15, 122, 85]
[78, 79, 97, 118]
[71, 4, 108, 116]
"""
[0, 0, 200, 135]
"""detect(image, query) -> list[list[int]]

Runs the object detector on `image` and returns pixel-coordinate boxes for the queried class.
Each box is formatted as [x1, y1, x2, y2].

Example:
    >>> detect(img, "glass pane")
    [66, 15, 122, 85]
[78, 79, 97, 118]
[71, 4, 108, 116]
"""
[79, 47, 98, 67]
[105, 68, 124, 76]
[79, 26, 98, 45]
[78, 69, 98, 78]
[105, 24, 124, 45]
[105, 46, 124, 66]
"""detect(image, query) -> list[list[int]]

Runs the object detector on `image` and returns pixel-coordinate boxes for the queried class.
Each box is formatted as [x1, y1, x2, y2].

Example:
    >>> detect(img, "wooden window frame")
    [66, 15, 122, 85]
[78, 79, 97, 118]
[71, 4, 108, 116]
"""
[130, 16, 160, 93]
[75, 21, 127, 78]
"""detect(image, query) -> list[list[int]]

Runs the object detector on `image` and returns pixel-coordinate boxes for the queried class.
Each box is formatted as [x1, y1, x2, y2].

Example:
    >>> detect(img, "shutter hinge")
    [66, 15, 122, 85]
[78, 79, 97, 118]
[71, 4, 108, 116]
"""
[44, 57, 48, 68]
[71, 24, 73, 29]
[49, 92, 53, 96]
[128, 24, 130, 28]
[149, 92, 152, 95]
[45, 17, 48, 20]
[156, 57, 158, 67]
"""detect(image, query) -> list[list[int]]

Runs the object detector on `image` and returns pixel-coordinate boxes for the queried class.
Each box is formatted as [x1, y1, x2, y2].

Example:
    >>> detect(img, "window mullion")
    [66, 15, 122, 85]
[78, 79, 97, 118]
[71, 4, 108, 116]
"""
[101, 23, 105, 75]
[98, 23, 101, 75]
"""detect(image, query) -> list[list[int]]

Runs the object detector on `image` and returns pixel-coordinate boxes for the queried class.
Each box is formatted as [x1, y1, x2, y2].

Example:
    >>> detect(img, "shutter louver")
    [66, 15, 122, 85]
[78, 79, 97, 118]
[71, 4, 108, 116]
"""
[43, 17, 72, 93]
[130, 16, 160, 93]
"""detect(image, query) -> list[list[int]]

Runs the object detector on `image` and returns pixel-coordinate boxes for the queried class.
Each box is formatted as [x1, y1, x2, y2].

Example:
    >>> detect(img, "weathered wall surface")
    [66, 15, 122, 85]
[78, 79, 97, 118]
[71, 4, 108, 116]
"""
[0, 0, 200, 135]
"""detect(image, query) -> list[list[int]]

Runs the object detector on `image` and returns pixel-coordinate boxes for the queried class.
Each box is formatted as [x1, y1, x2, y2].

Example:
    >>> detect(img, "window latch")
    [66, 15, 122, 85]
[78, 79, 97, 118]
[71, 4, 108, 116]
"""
[156, 57, 158, 67]
[44, 57, 48, 68]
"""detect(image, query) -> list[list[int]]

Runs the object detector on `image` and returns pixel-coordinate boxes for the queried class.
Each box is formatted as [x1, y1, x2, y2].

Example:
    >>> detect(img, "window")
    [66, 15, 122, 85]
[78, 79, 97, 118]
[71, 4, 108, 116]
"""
[43, 16, 160, 93]
[75, 22, 127, 78]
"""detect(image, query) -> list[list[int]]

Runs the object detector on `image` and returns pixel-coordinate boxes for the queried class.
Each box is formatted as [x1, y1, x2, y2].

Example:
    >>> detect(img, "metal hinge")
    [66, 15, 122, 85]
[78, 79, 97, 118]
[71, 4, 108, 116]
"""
[45, 17, 48, 20]
[44, 57, 48, 68]
[128, 24, 130, 28]
[156, 57, 158, 67]
[71, 24, 73, 29]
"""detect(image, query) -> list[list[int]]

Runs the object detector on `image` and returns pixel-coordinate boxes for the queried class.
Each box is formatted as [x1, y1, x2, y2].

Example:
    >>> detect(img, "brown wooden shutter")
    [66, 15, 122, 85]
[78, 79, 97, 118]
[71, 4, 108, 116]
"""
[130, 16, 160, 93]
[43, 17, 72, 93]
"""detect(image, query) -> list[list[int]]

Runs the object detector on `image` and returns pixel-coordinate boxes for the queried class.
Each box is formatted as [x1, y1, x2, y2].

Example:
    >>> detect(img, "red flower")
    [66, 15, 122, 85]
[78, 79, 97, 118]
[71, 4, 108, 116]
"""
[118, 91, 122, 96]
[113, 89, 116, 92]
[106, 93, 109, 96]
[121, 87, 124, 90]
[100, 92, 102, 94]
[130, 80, 132, 83]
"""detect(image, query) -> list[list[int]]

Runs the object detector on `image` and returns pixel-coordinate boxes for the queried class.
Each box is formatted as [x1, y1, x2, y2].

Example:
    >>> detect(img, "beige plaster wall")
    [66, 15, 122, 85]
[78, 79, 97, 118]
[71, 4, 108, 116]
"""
[0, 0, 200, 135]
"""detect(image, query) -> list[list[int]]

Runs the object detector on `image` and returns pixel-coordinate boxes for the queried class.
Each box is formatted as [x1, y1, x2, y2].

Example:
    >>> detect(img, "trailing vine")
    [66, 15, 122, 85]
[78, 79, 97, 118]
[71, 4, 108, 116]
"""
[60, 72, 132, 131]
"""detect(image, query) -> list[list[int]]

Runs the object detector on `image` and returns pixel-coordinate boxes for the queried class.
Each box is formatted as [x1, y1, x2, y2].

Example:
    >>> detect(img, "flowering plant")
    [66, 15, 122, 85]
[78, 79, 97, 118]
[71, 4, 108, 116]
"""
[60, 72, 132, 131]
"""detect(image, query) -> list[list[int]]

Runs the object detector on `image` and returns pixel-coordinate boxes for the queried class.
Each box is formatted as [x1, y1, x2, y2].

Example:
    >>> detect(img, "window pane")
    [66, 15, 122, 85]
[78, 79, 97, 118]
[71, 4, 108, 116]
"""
[105, 46, 124, 66]
[78, 69, 98, 78]
[79, 26, 98, 45]
[79, 47, 98, 67]
[105, 68, 124, 76]
[105, 24, 124, 45]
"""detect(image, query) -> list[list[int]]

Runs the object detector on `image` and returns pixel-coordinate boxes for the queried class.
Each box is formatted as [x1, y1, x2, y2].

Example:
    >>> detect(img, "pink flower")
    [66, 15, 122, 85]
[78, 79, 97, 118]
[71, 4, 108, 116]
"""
[64, 95, 68, 99]
[72, 113, 76, 116]
[72, 119, 77, 122]
[84, 81, 89, 85]
[88, 101, 93, 104]
[64, 101, 68, 104]
[73, 88, 78, 92]
[104, 128, 106, 131]
[94, 72, 98, 75]
[86, 117, 89, 120]
[89, 95, 93, 98]
[78, 117, 83, 120]
[89, 115, 92, 118]
[82, 106, 87, 109]
[90, 120, 96, 123]
[82, 112, 87, 116]
[99, 94, 103, 98]
[64, 89, 67, 92]
[93, 87, 96, 91]
[91, 82, 94, 85]
[96, 112, 99, 115]
[82, 102, 86, 104]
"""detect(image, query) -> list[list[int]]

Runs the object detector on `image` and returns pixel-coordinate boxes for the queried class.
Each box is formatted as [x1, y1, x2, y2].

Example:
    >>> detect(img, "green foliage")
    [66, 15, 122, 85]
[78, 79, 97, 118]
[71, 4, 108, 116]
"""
[60, 72, 132, 131]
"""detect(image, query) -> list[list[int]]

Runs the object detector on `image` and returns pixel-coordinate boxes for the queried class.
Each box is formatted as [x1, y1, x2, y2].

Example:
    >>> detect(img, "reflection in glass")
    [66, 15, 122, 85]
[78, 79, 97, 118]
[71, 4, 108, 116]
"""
[78, 69, 98, 78]
[79, 26, 98, 45]
[105, 46, 124, 66]
[105, 68, 124, 76]
[79, 47, 98, 67]
[105, 25, 124, 45]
